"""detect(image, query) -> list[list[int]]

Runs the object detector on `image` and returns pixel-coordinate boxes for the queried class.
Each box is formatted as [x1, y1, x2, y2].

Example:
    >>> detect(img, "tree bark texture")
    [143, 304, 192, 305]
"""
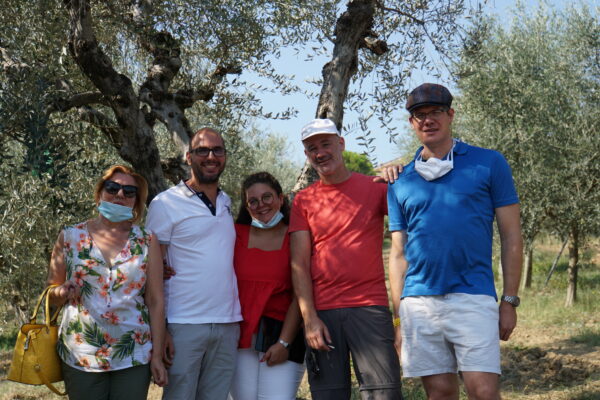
[62, 1, 239, 200]
[520, 241, 533, 290]
[64, 0, 168, 200]
[565, 227, 579, 307]
[294, 0, 379, 192]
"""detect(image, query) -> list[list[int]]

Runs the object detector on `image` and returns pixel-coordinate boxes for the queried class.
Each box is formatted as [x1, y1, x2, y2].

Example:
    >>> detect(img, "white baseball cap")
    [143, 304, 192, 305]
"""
[301, 118, 340, 141]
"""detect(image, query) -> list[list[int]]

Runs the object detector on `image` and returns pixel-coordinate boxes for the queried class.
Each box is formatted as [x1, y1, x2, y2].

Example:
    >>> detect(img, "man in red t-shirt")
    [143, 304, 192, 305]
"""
[290, 119, 402, 400]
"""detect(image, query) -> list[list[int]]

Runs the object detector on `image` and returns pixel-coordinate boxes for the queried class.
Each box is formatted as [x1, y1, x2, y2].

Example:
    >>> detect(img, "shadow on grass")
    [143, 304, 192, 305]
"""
[569, 391, 600, 400]
[501, 346, 600, 395]
[570, 329, 600, 347]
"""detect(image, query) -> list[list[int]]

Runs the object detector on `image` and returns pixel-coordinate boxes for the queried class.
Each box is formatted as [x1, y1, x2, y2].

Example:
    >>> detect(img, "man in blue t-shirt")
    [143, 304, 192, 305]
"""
[387, 83, 523, 399]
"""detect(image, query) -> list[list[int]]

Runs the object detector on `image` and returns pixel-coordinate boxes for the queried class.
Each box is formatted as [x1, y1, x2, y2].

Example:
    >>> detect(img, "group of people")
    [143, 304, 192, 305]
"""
[46, 83, 522, 400]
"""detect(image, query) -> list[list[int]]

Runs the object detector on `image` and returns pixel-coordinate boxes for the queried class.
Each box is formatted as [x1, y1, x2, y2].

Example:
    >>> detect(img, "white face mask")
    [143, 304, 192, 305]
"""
[414, 139, 457, 181]
[251, 211, 284, 229]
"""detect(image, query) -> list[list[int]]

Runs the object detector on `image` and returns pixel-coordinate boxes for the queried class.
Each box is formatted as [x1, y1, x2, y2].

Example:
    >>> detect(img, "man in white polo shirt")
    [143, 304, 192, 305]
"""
[146, 127, 242, 400]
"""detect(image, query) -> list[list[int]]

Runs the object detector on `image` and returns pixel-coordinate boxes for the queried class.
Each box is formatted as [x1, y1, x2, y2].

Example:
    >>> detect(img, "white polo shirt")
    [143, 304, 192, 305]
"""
[146, 181, 242, 324]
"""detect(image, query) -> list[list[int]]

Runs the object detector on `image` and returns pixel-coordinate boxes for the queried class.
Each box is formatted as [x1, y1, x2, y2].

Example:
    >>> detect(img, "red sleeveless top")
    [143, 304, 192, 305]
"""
[234, 224, 293, 348]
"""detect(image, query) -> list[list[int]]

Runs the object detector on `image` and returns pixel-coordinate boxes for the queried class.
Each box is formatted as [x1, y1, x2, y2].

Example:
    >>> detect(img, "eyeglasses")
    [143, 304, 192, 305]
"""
[411, 108, 448, 123]
[103, 180, 138, 198]
[189, 146, 226, 157]
[247, 192, 275, 210]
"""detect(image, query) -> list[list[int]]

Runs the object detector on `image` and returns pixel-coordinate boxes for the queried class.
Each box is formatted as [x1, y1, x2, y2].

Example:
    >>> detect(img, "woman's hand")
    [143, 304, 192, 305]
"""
[261, 342, 289, 366]
[52, 281, 80, 304]
[150, 356, 169, 387]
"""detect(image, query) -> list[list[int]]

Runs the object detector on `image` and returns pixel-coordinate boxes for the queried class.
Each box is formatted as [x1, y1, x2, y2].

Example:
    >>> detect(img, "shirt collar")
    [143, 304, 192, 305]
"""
[413, 138, 468, 159]
[177, 180, 222, 197]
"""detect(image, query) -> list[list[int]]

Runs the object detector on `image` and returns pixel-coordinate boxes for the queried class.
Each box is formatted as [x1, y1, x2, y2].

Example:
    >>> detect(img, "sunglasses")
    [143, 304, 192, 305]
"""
[103, 180, 138, 198]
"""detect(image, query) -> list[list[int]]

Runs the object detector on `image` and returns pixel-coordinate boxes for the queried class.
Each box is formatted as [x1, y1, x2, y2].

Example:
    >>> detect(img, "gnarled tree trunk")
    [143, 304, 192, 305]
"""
[293, 0, 386, 192]
[565, 226, 579, 307]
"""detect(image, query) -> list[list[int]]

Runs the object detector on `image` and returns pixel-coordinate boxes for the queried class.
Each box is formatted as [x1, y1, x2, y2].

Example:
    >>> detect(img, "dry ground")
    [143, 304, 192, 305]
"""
[1, 240, 598, 399]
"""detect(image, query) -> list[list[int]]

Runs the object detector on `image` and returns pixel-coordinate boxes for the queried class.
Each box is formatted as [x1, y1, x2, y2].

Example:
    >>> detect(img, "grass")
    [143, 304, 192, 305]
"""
[1, 237, 598, 399]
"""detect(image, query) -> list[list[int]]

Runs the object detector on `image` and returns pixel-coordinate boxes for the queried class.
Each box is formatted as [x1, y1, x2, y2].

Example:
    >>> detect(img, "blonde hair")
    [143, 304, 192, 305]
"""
[94, 165, 148, 223]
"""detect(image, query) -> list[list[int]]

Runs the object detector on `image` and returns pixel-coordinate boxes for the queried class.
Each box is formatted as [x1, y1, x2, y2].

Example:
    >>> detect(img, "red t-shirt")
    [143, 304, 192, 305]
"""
[234, 224, 293, 348]
[289, 173, 389, 310]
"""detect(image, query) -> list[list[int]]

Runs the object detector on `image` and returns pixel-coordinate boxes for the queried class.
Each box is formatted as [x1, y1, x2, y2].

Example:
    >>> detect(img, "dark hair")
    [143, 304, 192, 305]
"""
[236, 172, 290, 225]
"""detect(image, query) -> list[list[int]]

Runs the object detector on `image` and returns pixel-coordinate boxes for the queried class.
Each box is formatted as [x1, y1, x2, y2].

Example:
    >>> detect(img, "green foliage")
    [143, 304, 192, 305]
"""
[343, 151, 375, 175]
[454, 4, 600, 245]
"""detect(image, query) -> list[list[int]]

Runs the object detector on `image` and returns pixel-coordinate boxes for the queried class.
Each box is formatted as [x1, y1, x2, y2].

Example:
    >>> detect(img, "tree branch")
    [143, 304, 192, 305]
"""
[373, 1, 425, 25]
[47, 91, 108, 113]
[76, 105, 123, 147]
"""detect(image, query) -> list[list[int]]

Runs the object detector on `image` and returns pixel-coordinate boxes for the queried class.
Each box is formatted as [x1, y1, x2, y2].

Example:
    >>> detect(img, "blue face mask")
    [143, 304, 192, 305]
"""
[251, 211, 284, 230]
[97, 201, 134, 222]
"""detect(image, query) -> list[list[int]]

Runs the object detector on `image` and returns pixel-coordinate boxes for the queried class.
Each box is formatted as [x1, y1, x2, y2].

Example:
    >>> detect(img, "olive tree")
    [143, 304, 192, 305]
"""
[454, 4, 600, 305]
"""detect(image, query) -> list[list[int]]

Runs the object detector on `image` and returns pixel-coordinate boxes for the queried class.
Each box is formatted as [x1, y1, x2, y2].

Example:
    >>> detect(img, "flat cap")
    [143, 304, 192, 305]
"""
[405, 83, 453, 112]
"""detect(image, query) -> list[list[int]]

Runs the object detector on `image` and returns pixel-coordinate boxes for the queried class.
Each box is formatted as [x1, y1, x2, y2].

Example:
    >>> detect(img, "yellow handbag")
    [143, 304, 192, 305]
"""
[8, 285, 66, 396]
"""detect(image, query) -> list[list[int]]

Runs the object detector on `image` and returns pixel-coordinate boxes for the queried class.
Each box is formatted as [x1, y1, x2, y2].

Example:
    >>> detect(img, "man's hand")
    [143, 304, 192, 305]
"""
[373, 164, 404, 184]
[394, 325, 402, 358]
[261, 342, 289, 366]
[163, 262, 176, 280]
[499, 302, 517, 341]
[304, 315, 332, 351]
[163, 331, 175, 367]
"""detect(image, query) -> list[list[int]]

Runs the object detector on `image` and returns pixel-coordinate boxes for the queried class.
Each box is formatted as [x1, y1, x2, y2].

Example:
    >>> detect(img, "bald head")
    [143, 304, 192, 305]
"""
[189, 127, 224, 151]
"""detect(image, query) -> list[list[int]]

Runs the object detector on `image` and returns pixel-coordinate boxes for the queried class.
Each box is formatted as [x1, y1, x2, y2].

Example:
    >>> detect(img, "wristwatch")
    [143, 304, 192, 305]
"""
[278, 338, 290, 349]
[500, 295, 520, 307]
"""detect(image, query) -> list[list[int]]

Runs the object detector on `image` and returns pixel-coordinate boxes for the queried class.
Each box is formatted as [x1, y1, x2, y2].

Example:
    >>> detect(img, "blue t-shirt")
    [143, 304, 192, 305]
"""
[387, 141, 518, 299]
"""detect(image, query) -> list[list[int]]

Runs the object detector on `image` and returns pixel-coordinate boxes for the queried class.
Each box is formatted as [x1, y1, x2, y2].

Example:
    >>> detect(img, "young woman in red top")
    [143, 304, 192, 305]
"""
[229, 172, 305, 400]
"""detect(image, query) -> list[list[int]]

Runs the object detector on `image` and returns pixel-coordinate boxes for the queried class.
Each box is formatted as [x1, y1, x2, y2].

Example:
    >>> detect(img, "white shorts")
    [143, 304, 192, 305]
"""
[399, 293, 500, 377]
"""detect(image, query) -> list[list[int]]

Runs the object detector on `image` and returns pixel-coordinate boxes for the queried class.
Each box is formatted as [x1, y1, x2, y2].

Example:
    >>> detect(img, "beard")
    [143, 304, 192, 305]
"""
[191, 160, 225, 184]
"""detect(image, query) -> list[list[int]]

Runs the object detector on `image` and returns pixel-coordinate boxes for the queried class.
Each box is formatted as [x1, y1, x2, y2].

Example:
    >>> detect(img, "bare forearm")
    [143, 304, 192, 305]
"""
[292, 265, 317, 321]
[147, 297, 165, 357]
[389, 231, 408, 317]
[496, 204, 523, 296]
[501, 234, 523, 296]
[279, 297, 302, 343]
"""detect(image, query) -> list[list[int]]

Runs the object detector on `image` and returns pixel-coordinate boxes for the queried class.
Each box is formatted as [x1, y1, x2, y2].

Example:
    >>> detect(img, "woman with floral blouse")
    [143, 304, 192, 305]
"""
[47, 165, 167, 399]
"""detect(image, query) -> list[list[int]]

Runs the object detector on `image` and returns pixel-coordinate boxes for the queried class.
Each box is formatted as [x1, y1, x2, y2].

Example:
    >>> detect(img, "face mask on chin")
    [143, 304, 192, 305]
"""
[251, 211, 284, 229]
[414, 139, 457, 181]
[97, 201, 134, 222]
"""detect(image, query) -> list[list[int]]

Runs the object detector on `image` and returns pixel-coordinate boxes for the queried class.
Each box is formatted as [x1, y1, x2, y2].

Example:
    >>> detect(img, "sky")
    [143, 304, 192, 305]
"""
[247, 0, 569, 166]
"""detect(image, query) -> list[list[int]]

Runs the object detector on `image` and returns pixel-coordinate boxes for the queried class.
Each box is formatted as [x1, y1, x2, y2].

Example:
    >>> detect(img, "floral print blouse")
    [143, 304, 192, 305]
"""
[57, 222, 153, 372]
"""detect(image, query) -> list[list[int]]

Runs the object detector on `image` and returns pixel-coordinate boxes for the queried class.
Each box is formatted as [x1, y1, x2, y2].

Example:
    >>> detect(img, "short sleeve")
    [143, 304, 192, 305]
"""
[289, 192, 310, 233]
[387, 182, 407, 232]
[490, 152, 519, 209]
[146, 199, 172, 245]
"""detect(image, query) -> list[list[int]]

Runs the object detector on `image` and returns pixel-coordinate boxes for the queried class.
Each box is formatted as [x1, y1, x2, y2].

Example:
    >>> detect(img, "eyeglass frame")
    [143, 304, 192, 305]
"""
[246, 192, 276, 210]
[103, 180, 138, 198]
[189, 146, 227, 157]
[410, 107, 450, 123]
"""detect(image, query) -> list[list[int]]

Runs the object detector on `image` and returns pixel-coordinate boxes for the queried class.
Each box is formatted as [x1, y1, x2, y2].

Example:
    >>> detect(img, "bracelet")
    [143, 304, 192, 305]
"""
[393, 317, 400, 327]
[278, 338, 290, 349]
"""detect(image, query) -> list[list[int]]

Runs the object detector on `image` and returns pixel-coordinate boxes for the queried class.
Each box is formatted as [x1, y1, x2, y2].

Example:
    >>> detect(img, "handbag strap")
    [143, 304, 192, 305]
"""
[44, 285, 62, 326]
[29, 285, 62, 327]
[28, 331, 67, 396]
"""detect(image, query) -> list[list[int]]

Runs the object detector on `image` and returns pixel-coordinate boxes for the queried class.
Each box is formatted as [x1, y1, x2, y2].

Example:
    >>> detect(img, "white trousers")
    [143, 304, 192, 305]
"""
[229, 348, 305, 400]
